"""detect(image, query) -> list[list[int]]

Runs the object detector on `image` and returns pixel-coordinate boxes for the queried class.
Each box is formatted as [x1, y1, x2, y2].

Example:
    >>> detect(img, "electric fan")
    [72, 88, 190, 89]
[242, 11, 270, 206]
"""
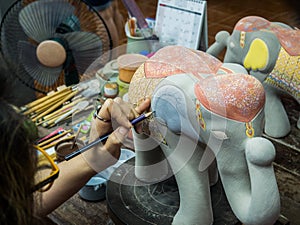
[0, 0, 113, 94]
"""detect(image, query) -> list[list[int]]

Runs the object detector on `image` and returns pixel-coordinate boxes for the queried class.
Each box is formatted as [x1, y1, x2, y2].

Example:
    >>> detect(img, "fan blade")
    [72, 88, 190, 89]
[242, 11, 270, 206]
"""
[63, 31, 103, 75]
[18, 0, 75, 43]
[18, 41, 62, 86]
[0, 1, 27, 63]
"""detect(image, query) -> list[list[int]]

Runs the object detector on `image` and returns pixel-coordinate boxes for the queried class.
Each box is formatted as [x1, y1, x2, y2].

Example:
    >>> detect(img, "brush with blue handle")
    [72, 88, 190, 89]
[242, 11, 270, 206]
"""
[64, 112, 153, 161]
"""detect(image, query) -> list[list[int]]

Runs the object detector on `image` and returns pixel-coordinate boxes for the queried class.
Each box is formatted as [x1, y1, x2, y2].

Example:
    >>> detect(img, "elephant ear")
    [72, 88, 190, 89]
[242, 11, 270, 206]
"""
[243, 38, 269, 71]
[194, 74, 265, 122]
[152, 83, 187, 134]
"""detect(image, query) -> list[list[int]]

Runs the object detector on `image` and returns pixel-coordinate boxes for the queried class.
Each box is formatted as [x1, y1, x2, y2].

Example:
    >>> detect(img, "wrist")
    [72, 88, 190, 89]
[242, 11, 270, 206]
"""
[82, 145, 117, 173]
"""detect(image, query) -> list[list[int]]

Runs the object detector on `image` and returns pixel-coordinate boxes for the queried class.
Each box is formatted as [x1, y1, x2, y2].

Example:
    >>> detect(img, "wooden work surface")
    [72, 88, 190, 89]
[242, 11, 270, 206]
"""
[47, 195, 114, 225]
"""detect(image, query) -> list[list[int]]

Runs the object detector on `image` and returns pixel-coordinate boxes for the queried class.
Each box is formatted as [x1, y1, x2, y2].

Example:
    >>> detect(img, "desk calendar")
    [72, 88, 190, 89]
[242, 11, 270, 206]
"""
[154, 0, 207, 50]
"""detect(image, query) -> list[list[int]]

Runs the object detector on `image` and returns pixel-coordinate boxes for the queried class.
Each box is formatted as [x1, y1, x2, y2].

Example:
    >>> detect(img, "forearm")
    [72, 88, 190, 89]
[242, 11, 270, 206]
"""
[35, 97, 150, 216]
[36, 154, 96, 216]
[36, 141, 118, 216]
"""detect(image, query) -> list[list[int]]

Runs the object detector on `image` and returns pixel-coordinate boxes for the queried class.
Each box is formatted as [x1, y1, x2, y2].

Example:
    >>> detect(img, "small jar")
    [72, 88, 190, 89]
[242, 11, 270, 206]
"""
[55, 138, 84, 162]
[96, 59, 119, 95]
[117, 54, 148, 83]
[103, 82, 119, 98]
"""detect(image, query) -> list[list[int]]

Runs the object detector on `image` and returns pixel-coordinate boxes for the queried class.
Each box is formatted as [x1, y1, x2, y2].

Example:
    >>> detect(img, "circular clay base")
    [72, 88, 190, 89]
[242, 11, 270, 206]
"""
[106, 158, 239, 225]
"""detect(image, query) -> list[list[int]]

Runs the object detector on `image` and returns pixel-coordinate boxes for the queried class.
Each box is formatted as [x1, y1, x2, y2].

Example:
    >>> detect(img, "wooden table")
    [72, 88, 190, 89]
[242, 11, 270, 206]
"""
[48, 194, 114, 225]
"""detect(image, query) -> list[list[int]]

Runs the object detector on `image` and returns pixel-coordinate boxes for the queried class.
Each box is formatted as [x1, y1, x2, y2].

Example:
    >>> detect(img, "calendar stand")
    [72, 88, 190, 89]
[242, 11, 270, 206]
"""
[154, 0, 208, 50]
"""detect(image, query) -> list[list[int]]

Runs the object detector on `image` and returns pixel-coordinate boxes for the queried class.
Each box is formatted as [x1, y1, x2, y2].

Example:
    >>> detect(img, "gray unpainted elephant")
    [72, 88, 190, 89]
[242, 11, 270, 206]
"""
[207, 16, 300, 138]
[128, 46, 280, 225]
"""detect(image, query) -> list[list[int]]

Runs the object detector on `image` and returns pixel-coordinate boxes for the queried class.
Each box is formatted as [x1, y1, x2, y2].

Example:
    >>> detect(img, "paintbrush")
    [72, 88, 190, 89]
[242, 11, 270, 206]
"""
[40, 97, 86, 122]
[20, 86, 71, 112]
[71, 124, 83, 149]
[36, 127, 65, 144]
[23, 88, 73, 115]
[38, 129, 72, 147]
[41, 134, 75, 150]
[128, 17, 137, 36]
[32, 90, 78, 122]
[65, 112, 153, 161]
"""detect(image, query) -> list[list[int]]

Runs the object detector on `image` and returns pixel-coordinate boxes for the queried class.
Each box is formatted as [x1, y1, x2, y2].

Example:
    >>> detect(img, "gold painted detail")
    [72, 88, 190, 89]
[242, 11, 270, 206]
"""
[196, 99, 206, 131]
[240, 31, 246, 48]
[265, 47, 300, 101]
[246, 122, 255, 138]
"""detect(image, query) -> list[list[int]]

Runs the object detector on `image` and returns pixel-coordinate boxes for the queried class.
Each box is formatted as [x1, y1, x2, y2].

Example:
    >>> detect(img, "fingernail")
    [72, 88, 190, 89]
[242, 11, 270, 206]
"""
[118, 127, 128, 135]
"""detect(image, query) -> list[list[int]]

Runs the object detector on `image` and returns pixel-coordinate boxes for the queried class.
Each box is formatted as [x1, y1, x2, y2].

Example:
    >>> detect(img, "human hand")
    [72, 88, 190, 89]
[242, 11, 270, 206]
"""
[90, 97, 150, 139]
[83, 97, 151, 172]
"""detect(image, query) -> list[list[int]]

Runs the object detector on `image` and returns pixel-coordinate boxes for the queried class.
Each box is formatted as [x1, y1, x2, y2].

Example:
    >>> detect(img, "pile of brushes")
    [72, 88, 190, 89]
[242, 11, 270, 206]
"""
[20, 85, 89, 128]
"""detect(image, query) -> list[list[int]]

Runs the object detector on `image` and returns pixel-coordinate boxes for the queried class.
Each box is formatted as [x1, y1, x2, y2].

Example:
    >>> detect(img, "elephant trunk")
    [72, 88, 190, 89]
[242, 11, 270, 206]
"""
[206, 31, 229, 57]
[217, 137, 280, 225]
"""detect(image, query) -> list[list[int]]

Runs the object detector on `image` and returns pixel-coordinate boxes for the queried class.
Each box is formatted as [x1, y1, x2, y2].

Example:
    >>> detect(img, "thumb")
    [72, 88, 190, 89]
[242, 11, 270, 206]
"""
[104, 126, 129, 158]
[107, 126, 129, 145]
[115, 126, 130, 141]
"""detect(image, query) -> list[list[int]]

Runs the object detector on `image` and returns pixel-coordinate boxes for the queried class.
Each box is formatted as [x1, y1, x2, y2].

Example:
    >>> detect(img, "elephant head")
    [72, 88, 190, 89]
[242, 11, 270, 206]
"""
[128, 46, 280, 225]
[207, 16, 300, 138]
[194, 74, 280, 225]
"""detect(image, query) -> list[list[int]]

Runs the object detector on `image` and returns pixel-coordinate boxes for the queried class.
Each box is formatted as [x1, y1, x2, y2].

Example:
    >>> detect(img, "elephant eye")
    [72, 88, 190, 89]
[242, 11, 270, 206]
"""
[211, 130, 229, 140]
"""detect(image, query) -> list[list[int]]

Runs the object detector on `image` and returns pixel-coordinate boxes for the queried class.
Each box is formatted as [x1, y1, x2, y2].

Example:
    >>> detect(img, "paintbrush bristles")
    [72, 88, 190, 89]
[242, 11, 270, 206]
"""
[144, 111, 153, 118]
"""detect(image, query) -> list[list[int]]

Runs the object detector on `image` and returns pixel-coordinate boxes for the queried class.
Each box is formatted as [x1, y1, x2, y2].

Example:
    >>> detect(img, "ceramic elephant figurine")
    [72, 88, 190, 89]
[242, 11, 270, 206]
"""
[128, 46, 280, 225]
[207, 16, 300, 138]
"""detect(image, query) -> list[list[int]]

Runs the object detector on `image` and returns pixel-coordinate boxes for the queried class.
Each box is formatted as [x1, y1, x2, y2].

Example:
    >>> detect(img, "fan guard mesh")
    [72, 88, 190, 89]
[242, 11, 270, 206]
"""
[0, 0, 112, 94]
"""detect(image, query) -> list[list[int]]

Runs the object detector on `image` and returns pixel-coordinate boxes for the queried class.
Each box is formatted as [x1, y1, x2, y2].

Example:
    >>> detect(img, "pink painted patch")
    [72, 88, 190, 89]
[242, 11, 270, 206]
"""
[234, 16, 271, 32]
[194, 74, 265, 122]
[272, 28, 300, 56]
[144, 46, 222, 79]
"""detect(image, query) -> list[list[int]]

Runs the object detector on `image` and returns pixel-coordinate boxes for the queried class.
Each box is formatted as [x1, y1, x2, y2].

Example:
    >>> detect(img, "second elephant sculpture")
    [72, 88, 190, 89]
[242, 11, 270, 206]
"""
[127, 46, 280, 225]
[207, 15, 300, 138]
